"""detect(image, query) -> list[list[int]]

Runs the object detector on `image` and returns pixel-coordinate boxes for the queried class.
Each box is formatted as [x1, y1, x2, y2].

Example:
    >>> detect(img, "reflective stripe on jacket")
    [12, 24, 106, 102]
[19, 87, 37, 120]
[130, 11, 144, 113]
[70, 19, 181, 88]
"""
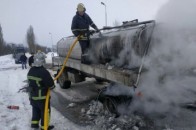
[27, 66, 54, 100]
[28, 76, 46, 100]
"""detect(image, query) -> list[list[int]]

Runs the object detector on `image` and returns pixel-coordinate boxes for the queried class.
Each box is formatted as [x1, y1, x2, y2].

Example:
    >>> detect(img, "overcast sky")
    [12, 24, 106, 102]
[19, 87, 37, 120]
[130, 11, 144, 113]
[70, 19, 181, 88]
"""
[0, 0, 168, 47]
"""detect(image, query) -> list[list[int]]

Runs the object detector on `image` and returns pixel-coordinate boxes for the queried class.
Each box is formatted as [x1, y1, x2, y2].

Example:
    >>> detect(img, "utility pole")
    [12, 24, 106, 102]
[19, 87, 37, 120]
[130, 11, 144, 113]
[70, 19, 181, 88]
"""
[101, 2, 107, 26]
[49, 32, 53, 52]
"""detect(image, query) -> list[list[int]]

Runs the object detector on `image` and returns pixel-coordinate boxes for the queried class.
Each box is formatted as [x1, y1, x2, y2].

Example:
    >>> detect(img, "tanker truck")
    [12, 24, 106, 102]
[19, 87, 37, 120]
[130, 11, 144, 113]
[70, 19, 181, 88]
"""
[52, 20, 155, 115]
[53, 20, 155, 88]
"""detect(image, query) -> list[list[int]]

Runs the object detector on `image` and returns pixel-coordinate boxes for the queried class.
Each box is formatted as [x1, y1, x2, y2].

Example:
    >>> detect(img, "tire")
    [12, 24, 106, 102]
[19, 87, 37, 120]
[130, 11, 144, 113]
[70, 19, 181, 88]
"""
[103, 96, 119, 117]
[57, 70, 71, 89]
[62, 80, 71, 89]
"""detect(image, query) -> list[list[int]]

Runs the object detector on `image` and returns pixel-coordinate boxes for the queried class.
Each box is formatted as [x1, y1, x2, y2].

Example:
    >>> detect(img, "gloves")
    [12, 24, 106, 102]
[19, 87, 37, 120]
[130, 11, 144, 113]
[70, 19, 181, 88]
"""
[96, 29, 100, 33]
[94, 26, 100, 33]
[89, 30, 95, 35]
[92, 24, 100, 33]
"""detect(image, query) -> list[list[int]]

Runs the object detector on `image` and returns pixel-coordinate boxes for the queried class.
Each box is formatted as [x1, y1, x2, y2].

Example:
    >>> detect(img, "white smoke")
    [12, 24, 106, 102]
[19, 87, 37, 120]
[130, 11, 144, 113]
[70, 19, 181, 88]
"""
[133, 0, 196, 114]
[156, 0, 196, 29]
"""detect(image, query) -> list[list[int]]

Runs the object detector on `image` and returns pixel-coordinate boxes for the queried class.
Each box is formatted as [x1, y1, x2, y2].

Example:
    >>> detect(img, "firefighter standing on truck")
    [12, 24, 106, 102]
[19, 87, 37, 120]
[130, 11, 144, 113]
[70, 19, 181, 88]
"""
[71, 3, 99, 64]
[27, 51, 55, 130]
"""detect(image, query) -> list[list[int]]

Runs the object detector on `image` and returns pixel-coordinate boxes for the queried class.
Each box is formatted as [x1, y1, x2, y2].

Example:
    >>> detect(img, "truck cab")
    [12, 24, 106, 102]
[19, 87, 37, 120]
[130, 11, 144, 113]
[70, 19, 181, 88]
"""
[13, 47, 25, 64]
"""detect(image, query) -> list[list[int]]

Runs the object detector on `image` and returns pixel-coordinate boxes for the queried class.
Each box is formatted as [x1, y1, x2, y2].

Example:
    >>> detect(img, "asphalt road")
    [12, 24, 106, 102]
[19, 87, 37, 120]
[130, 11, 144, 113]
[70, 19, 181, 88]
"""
[51, 79, 196, 130]
[51, 79, 106, 126]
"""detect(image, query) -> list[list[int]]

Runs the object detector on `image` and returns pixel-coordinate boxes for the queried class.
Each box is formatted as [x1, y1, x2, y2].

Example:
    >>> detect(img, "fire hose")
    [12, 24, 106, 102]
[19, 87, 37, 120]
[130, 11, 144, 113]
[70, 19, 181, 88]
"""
[44, 35, 81, 130]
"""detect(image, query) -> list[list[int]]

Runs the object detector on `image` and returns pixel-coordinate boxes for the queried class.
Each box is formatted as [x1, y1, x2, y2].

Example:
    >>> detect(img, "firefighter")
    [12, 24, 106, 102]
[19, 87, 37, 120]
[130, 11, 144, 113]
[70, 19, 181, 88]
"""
[27, 52, 55, 130]
[71, 3, 99, 64]
[37, 50, 47, 64]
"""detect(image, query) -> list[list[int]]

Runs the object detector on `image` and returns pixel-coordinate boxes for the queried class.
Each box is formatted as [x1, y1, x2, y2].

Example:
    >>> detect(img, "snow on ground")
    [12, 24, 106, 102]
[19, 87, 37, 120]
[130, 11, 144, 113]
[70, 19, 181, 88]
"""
[0, 53, 87, 130]
[0, 53, 132, 130]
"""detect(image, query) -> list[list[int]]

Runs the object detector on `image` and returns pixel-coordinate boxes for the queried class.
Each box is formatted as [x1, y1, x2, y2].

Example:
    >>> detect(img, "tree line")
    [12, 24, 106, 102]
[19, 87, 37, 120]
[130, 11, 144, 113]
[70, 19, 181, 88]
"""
[0, 24, 12, 56]
[0, 24, 50, 56]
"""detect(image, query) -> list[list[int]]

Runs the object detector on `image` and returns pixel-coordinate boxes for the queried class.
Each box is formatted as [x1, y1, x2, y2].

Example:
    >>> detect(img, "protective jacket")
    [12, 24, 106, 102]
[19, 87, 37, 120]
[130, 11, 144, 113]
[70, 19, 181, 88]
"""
[27, 66, 54, 100]
[71, 12, 98, 40]
[20, 54, 27, 62]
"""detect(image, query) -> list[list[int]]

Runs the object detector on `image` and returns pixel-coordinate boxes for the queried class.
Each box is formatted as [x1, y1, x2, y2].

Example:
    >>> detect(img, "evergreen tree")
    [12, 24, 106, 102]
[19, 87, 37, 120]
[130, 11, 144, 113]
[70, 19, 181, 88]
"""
[0, 24, 5, 55]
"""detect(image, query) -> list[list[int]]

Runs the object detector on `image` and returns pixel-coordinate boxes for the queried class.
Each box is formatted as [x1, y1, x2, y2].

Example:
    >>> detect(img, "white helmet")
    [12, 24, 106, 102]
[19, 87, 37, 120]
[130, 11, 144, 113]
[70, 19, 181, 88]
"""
[32, 51, 46, 67]
[77, 3, 85, 12]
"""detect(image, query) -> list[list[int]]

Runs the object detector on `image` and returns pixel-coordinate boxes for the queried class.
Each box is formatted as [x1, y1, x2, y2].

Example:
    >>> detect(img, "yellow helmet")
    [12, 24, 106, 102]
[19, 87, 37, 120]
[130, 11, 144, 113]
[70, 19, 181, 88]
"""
[77, 3, 85, 12]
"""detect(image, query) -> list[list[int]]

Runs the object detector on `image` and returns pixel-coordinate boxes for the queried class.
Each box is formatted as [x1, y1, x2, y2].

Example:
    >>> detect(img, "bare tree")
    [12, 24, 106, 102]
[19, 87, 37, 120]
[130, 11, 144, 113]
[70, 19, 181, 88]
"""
[26, 25, 36, 53]
[4, 44, 12, 55]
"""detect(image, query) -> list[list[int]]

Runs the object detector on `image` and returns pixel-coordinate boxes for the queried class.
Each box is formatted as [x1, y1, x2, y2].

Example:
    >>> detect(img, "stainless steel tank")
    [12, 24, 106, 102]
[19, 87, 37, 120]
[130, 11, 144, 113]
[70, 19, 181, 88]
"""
[57, 20, 155, 68]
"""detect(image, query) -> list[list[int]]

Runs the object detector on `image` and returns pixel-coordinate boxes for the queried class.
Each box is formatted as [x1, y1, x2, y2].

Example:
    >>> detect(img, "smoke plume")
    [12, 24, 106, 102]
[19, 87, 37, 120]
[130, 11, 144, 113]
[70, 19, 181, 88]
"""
[134, 0, 196, 114]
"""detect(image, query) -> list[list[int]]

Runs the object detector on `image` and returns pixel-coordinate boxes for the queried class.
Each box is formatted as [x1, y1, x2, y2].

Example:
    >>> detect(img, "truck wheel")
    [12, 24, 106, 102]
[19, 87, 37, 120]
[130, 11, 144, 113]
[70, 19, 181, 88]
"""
[62, 80, 71, 89]
[103, 96, 120, 117]
[57, 70, 71, 89]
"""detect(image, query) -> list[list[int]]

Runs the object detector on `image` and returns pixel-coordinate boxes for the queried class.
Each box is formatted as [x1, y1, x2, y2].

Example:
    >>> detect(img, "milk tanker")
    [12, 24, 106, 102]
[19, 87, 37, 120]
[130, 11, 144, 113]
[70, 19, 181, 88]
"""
[53, 20, 155, 115]
[53, 20, 196, 115]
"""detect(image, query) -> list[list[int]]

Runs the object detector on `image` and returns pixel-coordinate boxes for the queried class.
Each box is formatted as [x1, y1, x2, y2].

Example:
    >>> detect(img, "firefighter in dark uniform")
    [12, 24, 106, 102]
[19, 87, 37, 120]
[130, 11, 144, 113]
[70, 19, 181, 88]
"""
[71, 3, 99, 64]
[27, 52, 55, 130]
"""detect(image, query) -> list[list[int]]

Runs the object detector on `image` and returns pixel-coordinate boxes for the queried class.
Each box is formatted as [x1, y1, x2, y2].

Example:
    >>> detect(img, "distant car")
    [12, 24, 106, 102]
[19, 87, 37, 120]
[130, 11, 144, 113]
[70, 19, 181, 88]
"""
[13, 47, 25, 64]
